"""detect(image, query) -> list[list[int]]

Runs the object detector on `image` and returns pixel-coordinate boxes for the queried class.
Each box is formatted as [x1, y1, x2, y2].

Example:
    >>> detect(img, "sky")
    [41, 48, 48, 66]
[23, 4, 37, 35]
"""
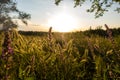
[16, 0, 120, 32]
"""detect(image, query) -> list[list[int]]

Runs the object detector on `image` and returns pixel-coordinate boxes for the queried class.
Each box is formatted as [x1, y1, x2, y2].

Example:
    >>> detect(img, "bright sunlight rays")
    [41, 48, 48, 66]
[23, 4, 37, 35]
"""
[48, 12, 78, 32]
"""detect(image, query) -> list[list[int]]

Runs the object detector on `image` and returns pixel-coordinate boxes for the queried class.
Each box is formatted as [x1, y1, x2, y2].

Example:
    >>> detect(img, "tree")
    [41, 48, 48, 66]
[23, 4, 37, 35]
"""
[0, 0, 30, 30]
[55, 0, 120, 18]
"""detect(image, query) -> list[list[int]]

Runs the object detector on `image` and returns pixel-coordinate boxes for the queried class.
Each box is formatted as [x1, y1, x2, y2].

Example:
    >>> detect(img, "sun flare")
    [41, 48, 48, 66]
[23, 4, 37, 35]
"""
[48, 13, 78, 32]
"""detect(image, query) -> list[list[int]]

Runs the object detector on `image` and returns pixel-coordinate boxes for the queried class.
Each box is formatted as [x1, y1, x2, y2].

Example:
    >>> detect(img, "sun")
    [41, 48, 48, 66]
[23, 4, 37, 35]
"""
[48, 12, 78, 32]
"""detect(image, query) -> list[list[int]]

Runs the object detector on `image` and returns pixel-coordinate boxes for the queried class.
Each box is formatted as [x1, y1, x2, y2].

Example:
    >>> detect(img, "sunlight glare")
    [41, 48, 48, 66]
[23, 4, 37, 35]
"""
[48, 12, 78, 32]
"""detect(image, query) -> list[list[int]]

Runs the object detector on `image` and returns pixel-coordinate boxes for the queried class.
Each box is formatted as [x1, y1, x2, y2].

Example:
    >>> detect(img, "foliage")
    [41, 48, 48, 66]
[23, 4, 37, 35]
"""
[0, 0, 30, 30]
[55, 0, 120, 18]
[0, 29, 120, 80]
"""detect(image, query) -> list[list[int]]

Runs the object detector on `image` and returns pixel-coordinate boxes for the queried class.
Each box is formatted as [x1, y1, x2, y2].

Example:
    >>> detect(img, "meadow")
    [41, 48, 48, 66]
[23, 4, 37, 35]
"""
[0, 27, 120, 80]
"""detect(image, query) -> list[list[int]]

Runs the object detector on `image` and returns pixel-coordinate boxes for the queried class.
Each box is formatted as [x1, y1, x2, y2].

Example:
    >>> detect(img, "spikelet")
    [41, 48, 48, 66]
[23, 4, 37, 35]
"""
[30, 55, 35, 75]
[86, 37, 95, 60]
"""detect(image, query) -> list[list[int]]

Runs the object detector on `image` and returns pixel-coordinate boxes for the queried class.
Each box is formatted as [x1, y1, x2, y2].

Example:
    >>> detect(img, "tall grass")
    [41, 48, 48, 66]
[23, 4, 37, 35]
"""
[0, 28, 120, 80]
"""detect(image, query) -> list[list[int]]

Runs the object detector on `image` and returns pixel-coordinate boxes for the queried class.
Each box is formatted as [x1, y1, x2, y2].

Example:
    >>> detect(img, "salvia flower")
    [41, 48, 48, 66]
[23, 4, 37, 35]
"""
[48, 27, 52, 41]
[1, 31, 13, 59]
[105, 24, 114, 44]
[0, 30, 14, 80]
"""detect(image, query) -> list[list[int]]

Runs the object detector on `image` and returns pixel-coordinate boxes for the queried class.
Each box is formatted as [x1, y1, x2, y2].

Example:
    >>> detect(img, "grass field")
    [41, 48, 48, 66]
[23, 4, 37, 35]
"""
[0, 29, 120, 80]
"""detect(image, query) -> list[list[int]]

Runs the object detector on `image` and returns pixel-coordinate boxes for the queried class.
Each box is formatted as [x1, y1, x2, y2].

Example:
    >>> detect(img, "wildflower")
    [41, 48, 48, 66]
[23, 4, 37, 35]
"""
[48, 26, 52, 41]
[105, 24, 114, 44]
[0, 30, 13, 80]
[1, 31, 13, 59]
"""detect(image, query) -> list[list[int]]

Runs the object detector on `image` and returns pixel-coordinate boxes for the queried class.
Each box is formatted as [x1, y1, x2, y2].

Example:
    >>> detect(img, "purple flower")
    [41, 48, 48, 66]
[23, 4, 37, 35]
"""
[1, 31, 13, 60]
[105, 24, 114, 44]
[8, 47, 13, 54]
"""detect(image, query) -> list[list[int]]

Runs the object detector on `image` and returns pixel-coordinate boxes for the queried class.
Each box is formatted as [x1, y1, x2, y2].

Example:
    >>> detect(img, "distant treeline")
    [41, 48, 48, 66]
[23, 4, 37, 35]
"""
[84, 27, 120, 37]
[1, 28, 120, 37]
[18, 27, 120, 37]
[18, 31, 48, 36]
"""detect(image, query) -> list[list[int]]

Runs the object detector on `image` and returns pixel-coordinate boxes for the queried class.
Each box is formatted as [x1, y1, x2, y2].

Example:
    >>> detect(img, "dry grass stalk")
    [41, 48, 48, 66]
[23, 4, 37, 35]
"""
[86, 37, 95, 60]
[94, 44, 101, 52]
[30, 55, 35, 75]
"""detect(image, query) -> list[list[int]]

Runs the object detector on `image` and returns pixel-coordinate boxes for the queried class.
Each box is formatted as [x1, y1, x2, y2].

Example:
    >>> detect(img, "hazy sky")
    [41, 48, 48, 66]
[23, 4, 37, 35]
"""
[16, 0, 120, 31]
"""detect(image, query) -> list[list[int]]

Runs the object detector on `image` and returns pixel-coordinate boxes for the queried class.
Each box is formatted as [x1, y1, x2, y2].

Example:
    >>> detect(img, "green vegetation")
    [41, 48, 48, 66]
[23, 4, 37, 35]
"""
[0, 0, 30, 30]
[0, 28, 120, 80]
[55, 0, 120, 18]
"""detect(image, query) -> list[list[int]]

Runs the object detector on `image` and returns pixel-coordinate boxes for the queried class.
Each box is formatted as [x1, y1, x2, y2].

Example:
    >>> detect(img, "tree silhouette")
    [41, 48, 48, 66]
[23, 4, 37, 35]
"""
[0, 0, 30, 30]
[55, 0, 120, 18]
